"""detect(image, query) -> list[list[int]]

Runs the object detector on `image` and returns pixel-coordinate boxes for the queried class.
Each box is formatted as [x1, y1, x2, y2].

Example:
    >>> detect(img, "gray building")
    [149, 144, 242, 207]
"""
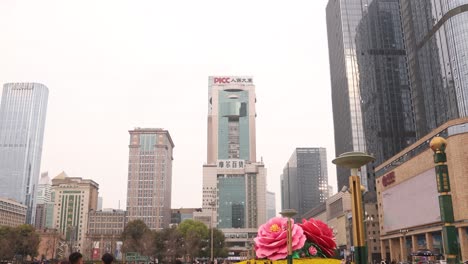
[35, 172, 54, 230]
[326, 0, 369, 191]
[281, 148, 328, 221]
[400, 0, 468, 138]
[266, 191, 276, 220]
[0, 83, 49, 224]
[126, 128, 174, 230]
[355, 0, 416, 173]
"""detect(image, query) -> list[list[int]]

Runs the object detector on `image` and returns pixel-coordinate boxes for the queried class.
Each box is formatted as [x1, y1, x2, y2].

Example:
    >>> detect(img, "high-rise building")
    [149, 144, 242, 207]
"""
[0, 83, 49, 224]
[266, 191, 276, 220]
[126, 128, 174, 230]
[51, 172, 99, 252]
[281, 148, 328, 221]
[201, 76, 267, 257]
[35, 172, 54, 230]
[399, 0, 468, 138]
[355, 0, 416, 186]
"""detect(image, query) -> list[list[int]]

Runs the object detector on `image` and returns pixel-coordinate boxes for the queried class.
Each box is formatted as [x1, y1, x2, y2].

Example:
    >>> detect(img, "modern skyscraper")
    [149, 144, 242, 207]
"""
[0, 83, 49, 224]
[355, 0, 416, 175]
[326, 0, 370, 191]
[266, 191, 276, 220]
[35, 172, 54, 230]
[51, 172, 99, 253]
[400, 0, 468, 138]
[126, 128, 174, 230]
[201, 76, 267, 255]
[281, 148, 328, 221]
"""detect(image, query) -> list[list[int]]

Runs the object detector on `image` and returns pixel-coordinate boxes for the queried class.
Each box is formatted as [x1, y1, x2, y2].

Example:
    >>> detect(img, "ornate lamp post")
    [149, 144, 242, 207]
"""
[280, 209, 297, 264]
[333, 152, 374, 264]
[429, 137, 457, 264]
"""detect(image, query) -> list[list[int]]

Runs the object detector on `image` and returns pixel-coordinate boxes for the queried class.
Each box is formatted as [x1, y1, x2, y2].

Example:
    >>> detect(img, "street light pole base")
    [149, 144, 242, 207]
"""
[353, 246, 367, 264]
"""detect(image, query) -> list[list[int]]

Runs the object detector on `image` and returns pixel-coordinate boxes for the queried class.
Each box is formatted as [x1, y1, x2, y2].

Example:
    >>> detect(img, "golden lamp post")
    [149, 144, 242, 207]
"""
[280, 209, 298, 264]
[332, 152, 374, 264]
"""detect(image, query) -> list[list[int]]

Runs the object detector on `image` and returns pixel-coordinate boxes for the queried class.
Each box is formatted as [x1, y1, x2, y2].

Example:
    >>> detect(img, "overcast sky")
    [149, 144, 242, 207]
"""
[0, 0, 336, 212]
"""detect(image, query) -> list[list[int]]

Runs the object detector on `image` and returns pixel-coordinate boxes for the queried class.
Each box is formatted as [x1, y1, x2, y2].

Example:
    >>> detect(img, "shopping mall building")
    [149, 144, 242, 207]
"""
[375, 118, 468, 262]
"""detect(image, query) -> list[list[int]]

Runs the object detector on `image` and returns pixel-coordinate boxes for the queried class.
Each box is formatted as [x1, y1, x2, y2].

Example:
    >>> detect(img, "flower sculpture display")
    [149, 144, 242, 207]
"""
[253, 217, 337, 262]
[254, 217, 307, 260]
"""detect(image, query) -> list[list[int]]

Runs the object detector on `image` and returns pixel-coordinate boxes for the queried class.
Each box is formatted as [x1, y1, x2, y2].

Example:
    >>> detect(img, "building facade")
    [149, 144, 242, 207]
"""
[376, 118, 468, 262]
[266, 191, 276, 220]
[400, 0, 468, 138]
[126, 128, 174, 230]
[281, 148, 328, 221]
[35, 172, 54, 230]
[0, 83, 49, 224]
[326, 0, 370, 191]
[171, 208, 201, 225]
[51, 172, 99, 253]
[0, 197, 27, 227]
[87, 209, 126, 260]
[356, 0, 416, 170]
[201, 76, 267, 258]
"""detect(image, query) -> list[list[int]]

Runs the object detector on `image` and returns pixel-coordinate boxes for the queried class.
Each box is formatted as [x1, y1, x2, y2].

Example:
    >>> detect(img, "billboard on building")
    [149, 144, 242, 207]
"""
[382, 169, 440, 232]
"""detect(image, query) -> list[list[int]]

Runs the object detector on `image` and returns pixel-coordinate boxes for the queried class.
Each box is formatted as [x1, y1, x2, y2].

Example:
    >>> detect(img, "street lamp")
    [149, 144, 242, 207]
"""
[333, 152, 375, 264]
[399, 229, 409, 262]
[280, 209, 297, 264]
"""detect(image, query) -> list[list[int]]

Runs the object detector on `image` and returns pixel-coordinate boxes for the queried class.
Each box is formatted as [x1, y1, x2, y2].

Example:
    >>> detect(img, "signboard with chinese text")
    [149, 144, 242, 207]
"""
[209, 76, 253, 86]
[217, 159, 245, 169]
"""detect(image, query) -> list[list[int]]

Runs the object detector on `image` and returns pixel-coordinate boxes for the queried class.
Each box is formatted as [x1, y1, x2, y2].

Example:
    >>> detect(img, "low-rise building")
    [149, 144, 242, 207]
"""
[376, 118, 468, 262]
[87, 209, 126, 260]
[0, 197, 27, 227]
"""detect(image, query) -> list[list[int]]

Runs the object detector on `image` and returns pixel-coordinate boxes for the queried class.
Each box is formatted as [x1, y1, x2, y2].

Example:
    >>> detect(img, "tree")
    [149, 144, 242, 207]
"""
[14, 225, 41, 260]
[0, 226, 16, 261]
[153, 226, 183, 263]
[178, 220, 209, 261]
[121, 220, 153, 255]
[199, 228, 228, 258]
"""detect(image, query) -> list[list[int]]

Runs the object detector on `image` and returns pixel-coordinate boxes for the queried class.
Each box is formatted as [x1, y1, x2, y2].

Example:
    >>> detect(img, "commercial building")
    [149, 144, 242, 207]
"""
[0, 83, 49, 224]
[87, 209, 126, 260]
[0, 197, 27, 227]
[400, 1, 468, 138]
[35, 172, 54, 230]
[51, 172, 99, 253]
[266, 191, 276, 220]
[126, 128, 174, 230]
[281, 148, 328, 221]
[376, 118, 468, 262]
[355, 0, 416, 170]
[201, 76, 267, 259]
[171, 208, 201, 225]
[326, 0, 369, 191]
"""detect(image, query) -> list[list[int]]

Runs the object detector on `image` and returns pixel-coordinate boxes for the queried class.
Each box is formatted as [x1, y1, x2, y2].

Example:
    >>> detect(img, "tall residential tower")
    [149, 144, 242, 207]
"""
[126, 128, 174, 230]
[0, 83, 49, 224]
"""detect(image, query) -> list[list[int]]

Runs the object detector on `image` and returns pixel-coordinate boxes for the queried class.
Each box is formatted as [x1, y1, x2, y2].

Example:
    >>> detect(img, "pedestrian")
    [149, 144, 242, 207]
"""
[69, 252, 83, 264]
[102, 253, 114, 264]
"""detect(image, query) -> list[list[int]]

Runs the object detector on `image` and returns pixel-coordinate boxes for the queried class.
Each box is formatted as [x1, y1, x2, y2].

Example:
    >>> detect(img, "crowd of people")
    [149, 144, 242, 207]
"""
[59, 252, 114, 264]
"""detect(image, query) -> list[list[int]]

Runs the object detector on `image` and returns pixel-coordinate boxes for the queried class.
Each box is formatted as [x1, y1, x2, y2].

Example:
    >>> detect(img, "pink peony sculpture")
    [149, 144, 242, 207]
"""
[254, 217, 306, 260]
[299, 218, 337, 257]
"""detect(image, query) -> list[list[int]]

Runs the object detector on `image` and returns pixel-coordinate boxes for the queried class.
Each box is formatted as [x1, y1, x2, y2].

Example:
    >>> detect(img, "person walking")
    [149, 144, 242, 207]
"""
[101, 253, 114, 264]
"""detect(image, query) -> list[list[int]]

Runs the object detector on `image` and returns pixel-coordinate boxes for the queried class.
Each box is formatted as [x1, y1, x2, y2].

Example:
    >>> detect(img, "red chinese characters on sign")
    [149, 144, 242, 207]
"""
[213, 77, 253, 84]
[382, 171, 396, 187]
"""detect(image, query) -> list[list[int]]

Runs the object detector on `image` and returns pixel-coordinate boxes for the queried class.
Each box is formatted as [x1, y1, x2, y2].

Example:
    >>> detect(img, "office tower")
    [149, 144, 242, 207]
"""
[281, 148, 328, 221]
[400, 0, 468, 138]
[126, 128, 174, 230]
[202, 76, 267, 253]
[326, 0, 370, 191]
[51, 172, 99, 252]
[0, 83, 49, 224]
[355, 0, 416, 171]
[35, 172, 54, 229]
[266, 191, 276, 220]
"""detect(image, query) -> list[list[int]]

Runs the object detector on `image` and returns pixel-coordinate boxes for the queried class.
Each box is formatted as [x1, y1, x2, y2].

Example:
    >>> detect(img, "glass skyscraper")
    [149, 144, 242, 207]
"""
[281, 148, 328, 221]
[0, 83, 49, 224]
[400, 0, 468, 137]
[355, 0, 417, 171]
[126, 128, 174, 230]
[326, 0, 371, 191]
